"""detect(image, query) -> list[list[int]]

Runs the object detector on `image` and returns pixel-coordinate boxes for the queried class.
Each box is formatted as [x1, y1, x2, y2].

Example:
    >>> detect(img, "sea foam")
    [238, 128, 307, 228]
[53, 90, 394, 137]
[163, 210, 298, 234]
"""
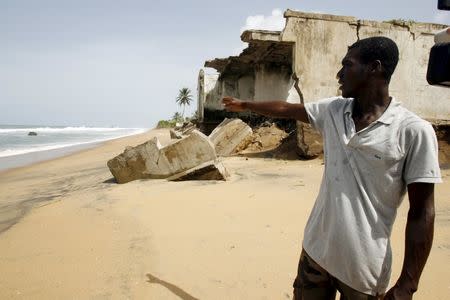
[0, 126, 147, 158]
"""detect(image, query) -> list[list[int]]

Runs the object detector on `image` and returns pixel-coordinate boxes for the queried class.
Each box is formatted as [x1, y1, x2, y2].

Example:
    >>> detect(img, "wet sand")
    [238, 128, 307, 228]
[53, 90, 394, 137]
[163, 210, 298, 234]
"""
[0, 142, 101, 172]
[0, 128, 449, 299]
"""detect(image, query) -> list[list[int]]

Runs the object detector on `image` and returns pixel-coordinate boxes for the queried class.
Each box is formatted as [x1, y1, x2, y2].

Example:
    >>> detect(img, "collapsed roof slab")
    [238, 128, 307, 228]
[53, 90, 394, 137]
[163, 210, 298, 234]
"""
[240, 30, 282, 43]
[205, 30, 294, 79]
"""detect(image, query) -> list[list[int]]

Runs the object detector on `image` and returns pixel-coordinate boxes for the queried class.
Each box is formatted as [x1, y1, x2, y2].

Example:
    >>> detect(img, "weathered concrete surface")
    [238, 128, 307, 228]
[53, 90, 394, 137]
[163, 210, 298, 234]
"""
[170, 129, 182, 139]
[107, 137, 163, 183]
[170, 122, 197, 140]
[209, 118, 253, 156]
[107, 130, 217, 183]
[179, 122, 197, 135]
[202, 30, 297, 124]
[302, 124, 324, 157]
[169, 122, 197, 140]
[156, 130, 217, 177]
[167, 161, 229, 181]
[281, 11, 356, 101]
[242, 123, 289, 152]
[197, 69, 220, 122]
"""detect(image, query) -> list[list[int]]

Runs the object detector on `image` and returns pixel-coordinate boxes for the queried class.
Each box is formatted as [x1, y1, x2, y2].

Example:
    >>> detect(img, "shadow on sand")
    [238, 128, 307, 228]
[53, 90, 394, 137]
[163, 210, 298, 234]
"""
[103, 177, 117, 184]
[146, 273, 200, 300]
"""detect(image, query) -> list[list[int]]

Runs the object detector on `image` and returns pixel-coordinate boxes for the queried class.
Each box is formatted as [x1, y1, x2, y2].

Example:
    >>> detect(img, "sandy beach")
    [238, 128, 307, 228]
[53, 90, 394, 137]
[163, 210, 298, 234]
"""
[0, 128, 449, 299]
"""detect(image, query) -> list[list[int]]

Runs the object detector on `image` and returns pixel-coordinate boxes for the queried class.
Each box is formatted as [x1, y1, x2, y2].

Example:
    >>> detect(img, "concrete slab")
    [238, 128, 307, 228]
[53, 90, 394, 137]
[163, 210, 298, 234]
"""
[209, 118, 253, 156]
[107, 130, 217, 183]
[167, 160, 229, 181]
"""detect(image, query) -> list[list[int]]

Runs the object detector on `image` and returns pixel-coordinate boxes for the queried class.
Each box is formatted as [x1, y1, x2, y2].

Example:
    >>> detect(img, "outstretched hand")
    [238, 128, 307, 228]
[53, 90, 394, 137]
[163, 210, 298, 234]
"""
[222, 97, 246, 112]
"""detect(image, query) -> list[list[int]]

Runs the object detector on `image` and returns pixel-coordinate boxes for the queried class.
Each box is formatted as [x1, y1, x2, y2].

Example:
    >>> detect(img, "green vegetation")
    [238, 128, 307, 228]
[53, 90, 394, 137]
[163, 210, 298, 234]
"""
[156, 119, 178, 128]
[386, 19, 417, 27]
[156, 88, 195, 128]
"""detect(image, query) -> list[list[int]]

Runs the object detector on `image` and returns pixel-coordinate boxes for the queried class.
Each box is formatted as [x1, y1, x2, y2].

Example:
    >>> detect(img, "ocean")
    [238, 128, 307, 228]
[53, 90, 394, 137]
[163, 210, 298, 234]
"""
[0, 125, 147, 171]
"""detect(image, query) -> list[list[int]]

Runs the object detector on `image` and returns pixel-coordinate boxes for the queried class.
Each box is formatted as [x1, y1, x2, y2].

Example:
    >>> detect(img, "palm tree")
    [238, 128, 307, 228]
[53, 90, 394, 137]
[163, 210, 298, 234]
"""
[172, 112, 183, 122]
[176, 87, 193, 119]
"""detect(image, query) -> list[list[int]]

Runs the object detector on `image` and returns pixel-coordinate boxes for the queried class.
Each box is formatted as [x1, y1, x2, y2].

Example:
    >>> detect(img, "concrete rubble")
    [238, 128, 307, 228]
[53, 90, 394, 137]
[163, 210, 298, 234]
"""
[107, 130, 228, 183]
[170, 122, 197, 140]
[107, 117, 304, 184]
[243, 123, 289, 153]
[170, 129, 182, 139]
[209, 118, 253, 156]
[167, 161, 229, 181]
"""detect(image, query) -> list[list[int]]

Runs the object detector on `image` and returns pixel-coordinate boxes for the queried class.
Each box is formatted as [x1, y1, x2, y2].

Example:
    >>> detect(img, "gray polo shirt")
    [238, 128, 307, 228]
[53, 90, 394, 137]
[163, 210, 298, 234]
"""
[303, 97, 442, 295]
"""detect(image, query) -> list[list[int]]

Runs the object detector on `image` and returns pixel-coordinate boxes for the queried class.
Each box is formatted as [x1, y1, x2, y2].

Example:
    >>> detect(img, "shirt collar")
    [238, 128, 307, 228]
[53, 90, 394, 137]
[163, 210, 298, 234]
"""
[344, 97, 400, 125]
[344, 98, 354, 115]
[376, 98, 400, 125]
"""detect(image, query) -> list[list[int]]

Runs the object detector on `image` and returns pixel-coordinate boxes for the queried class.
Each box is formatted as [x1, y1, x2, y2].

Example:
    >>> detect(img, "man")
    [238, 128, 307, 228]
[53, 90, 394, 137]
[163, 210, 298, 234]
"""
[222, 37, 441, 299]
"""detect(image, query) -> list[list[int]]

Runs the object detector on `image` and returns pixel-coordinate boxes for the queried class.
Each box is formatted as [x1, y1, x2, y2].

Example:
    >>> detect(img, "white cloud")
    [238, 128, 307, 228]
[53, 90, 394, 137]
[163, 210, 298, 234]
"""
[240, 9, 285, 32]
[433, 11, 450, 25]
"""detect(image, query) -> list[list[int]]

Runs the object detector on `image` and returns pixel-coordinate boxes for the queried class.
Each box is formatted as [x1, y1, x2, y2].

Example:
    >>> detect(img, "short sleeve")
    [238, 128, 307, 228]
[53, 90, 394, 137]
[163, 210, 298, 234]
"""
[403, 122, 442, 185]
[304, 97, 338, 134]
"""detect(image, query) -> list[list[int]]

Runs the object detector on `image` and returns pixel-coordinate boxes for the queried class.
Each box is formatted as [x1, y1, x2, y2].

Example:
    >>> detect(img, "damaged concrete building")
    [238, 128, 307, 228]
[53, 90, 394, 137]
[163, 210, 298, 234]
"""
[197, 9, 450, 157]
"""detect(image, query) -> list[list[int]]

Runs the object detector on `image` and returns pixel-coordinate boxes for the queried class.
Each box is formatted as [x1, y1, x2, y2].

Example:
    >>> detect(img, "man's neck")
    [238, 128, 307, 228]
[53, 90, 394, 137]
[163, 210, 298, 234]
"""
[352, 84, 391, 132]
[352, 85, 391, 118]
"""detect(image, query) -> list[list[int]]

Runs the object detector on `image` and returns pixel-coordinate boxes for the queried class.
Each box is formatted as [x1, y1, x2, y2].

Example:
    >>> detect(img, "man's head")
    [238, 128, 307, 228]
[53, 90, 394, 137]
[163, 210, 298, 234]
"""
[337, 36, 399, 98]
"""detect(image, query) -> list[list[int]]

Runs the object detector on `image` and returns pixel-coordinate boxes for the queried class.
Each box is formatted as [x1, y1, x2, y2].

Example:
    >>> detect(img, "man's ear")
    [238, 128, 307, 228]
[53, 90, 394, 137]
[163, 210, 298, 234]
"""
[369, 60, 383, 75]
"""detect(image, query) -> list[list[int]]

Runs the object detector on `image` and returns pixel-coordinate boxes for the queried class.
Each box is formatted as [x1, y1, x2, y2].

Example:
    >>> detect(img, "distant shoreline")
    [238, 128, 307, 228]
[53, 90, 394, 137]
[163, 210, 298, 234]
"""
[0, 129, 152, 173]
[0, 141, 101, 172]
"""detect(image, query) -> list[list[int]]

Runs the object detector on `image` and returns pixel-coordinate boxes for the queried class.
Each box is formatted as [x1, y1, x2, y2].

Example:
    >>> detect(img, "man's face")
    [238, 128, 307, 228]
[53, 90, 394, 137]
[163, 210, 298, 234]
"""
[336, 48, 369, 98]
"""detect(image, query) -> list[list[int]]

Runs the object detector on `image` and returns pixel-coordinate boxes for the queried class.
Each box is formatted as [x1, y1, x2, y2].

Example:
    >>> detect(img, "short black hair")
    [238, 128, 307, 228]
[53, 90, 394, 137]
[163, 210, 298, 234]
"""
[349, 36, 399, 82]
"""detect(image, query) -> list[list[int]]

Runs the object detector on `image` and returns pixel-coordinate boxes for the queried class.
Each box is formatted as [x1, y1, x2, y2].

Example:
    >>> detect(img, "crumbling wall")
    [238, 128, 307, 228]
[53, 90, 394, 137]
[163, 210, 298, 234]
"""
[281, 12, 356, 101]
[281, 10, 450, 121]
[205, 65, 293, 104]
[202, 32, 295, 127]
[197, 69, 220, 122]
[200, 63, 294, 127]
[254, 64, 294, 100]
[237, 75, 255, 100]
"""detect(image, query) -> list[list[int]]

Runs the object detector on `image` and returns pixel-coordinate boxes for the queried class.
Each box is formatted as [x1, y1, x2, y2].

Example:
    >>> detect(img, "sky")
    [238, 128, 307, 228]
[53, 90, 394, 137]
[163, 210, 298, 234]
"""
[1, 0, 449, 128]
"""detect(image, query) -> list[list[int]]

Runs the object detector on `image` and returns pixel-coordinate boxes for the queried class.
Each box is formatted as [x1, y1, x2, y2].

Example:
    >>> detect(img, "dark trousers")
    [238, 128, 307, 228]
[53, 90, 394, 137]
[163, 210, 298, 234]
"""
[293, 250, 383, 300]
